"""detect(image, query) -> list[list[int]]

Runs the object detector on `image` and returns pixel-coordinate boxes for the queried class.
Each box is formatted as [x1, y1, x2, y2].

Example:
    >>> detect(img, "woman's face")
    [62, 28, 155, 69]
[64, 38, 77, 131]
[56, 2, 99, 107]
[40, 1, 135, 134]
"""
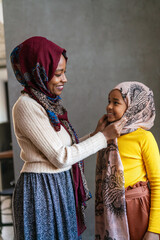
[48, 54, 67, 95]
[106, 89, 127, 123]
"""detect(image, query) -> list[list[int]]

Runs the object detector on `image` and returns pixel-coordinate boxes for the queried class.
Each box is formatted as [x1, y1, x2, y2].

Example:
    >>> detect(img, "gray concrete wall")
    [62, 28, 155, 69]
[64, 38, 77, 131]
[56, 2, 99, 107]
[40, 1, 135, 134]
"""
[3, 1, 160, 239]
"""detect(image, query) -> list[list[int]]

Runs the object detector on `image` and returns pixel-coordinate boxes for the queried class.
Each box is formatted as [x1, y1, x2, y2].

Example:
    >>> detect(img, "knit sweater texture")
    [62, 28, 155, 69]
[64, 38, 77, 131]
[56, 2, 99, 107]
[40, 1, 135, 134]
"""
[12, 94, 107, 174]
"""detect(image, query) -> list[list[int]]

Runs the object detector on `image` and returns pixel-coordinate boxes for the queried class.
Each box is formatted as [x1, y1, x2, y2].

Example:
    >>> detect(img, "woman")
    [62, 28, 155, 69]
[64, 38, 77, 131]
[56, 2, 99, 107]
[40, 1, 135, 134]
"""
[10, 36, 125, 240]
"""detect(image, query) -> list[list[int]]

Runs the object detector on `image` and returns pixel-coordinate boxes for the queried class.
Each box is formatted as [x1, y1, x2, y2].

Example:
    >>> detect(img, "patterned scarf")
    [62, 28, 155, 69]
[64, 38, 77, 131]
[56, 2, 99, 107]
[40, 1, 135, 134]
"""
[95, 81, 155, 240]
[10, 36, 91, 236]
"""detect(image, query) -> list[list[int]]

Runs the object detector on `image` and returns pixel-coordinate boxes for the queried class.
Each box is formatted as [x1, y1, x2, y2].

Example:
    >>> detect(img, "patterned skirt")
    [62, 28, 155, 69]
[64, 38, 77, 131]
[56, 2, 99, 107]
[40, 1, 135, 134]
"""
[13, 170, 79, 240]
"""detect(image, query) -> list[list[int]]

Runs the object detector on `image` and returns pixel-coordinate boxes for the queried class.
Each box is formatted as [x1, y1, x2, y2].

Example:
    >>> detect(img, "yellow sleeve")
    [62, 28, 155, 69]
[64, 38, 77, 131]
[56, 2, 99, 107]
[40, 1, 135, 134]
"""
[141, 131, 160, 234]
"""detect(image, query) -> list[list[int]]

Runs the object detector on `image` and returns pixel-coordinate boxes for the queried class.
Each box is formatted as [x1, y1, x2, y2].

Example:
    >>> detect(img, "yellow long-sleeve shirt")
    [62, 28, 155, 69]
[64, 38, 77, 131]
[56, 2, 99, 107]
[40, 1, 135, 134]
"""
[117, 128, 160, 234]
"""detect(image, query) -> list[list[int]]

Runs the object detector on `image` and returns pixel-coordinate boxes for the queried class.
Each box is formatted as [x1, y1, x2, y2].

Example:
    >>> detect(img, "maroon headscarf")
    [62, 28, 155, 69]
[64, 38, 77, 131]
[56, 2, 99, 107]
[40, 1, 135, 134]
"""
[10, 36, 66, 96]
[10, 36, 91, 236]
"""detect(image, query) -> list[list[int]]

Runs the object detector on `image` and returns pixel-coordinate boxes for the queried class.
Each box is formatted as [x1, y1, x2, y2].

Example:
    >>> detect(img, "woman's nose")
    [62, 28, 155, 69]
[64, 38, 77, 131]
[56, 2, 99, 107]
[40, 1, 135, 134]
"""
[61, 73, 67, 83]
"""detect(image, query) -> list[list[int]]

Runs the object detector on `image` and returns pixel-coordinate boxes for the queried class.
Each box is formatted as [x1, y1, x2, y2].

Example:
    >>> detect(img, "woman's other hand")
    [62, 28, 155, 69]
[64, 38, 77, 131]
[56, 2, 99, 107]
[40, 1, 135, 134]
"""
[90, 114, 108, 137]
[102, 117, 127, 140]
[143, 231, 159, 240]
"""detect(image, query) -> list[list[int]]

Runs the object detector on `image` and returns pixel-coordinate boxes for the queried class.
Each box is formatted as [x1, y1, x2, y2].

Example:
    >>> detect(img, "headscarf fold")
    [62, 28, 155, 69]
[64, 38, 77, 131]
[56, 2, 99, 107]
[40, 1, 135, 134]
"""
[95, 81, 155, 240]
[10, 36, 91, 236]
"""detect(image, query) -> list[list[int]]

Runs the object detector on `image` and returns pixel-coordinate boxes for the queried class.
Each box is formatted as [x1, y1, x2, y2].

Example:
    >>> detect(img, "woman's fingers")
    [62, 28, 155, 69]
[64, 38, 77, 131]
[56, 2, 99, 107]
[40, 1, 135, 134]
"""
[116, 117, 127, 127]
[99, 114, 107, 124]
[114, 117, 127, 133]
[102, 117, 127, 140]
[97, 114, 108, 129]
[91, 114, 108, 137]
[92, 115, 126, 139]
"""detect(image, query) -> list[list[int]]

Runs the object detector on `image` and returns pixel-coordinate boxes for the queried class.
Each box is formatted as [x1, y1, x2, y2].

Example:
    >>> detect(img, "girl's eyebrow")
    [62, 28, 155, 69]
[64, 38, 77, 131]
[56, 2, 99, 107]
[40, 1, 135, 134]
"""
[113, 97, 120, 101]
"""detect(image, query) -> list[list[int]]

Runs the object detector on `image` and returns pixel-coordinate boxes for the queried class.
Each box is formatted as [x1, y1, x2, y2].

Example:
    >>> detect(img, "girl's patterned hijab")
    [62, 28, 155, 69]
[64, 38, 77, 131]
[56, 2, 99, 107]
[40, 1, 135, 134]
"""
[10, 36, 91, 236]
[95, 82, 155, 240]
[115, 81, 155, 133]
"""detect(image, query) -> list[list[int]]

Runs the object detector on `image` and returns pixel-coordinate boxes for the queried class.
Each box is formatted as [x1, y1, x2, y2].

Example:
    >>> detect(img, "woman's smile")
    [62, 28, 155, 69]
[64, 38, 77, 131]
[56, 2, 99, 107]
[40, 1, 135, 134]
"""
[56, 85, 64, 91]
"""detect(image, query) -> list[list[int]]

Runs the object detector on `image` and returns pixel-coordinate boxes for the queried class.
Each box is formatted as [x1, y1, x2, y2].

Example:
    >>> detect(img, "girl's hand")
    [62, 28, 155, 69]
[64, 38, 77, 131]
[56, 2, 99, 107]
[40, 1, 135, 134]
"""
[143, 231, 159, 240]
[90, 114, 108, 137]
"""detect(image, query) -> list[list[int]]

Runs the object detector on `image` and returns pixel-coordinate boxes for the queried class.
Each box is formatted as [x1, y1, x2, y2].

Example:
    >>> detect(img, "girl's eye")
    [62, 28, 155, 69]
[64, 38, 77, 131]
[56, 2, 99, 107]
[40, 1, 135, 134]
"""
[114, 101, 119, 105]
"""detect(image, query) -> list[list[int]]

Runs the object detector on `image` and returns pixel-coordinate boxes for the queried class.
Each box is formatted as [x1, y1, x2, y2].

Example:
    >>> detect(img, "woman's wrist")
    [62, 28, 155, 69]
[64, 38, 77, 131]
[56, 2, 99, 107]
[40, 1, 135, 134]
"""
[90, 131, 97, 137]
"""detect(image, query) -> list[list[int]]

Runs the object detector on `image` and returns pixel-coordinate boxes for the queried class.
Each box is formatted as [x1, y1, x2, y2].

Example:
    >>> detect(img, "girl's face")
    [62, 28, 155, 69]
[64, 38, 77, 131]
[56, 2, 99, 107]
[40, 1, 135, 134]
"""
[48, 54, 67, 95]
[106, 89, 127, 123]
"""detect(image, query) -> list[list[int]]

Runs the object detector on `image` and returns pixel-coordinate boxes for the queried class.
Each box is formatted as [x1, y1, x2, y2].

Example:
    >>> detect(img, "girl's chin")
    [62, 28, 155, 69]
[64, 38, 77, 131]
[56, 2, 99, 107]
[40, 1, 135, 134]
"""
[108, 118, 121, 124]
[107, 118, 115, 123]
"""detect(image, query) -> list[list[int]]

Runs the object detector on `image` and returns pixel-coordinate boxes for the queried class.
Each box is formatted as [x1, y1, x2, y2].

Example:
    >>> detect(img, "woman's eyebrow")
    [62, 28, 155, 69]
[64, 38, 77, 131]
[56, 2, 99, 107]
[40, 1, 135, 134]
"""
[55, 69, 63, 72]
[55, 68, 66, 72]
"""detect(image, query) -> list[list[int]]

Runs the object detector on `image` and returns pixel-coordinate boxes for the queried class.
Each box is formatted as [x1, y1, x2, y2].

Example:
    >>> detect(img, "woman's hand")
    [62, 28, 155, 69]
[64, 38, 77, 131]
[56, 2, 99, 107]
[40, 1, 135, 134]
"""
[90, 114, 108, 137]
[91, 115, 127, 140]
[102, 117, 127, 140]
[143, 231, 159, 240]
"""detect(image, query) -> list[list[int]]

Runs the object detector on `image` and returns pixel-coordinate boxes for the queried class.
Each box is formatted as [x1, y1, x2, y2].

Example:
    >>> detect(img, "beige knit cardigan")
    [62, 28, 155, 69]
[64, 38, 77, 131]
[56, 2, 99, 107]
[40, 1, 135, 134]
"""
[12, 94, 107, 174]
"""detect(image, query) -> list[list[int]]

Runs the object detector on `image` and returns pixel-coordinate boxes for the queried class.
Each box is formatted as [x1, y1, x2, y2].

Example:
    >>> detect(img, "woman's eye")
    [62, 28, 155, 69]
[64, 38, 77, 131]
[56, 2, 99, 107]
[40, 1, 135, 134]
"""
[55, 74, 61, 77]
[55, 71, 66, 77]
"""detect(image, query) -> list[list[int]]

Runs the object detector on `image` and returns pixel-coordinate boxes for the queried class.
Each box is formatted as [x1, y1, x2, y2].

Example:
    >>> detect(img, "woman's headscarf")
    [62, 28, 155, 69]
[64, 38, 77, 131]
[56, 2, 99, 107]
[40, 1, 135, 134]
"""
[95, 82, 155, 240]
[10, 36, 65, 95]
[10, 36, 91, 236]
[10, 36, 67, 131]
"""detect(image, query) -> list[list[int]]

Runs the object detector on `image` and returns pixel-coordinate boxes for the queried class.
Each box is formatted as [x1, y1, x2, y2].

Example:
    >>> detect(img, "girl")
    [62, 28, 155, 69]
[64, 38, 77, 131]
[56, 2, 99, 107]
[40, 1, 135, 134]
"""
[95, 82, 160, 240]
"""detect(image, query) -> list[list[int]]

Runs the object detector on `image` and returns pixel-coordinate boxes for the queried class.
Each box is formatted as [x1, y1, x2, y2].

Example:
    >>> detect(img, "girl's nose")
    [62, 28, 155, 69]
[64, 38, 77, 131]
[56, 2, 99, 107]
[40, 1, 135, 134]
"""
[106, 103, 112, 112]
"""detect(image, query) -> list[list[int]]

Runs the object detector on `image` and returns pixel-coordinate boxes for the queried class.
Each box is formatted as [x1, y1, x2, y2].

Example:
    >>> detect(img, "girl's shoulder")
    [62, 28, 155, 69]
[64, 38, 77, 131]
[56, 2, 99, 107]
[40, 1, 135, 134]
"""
[133, 128, 154, 141]
[120, 128, 155, 144]
[137, 128, 159, 150]
[121, 128, 152, 138]
[136, 128, 152, 137]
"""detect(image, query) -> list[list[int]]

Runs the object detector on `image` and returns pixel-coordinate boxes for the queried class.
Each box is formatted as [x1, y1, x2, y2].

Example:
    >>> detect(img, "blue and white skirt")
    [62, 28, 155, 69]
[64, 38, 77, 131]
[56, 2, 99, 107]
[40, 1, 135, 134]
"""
[13, 170, 79, 240]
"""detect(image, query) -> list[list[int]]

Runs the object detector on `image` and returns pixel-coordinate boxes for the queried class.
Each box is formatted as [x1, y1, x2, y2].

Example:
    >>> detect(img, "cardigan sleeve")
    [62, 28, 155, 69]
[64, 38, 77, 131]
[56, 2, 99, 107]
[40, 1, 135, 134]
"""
[79, 134, 91, 142]
[141, 131, 160, 234]
[12, 96, 107, 169]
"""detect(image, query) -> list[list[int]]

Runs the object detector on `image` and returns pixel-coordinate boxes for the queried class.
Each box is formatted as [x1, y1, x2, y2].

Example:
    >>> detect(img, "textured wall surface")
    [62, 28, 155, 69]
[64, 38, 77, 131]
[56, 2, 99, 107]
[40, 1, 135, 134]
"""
[3, 1, 160, 239]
